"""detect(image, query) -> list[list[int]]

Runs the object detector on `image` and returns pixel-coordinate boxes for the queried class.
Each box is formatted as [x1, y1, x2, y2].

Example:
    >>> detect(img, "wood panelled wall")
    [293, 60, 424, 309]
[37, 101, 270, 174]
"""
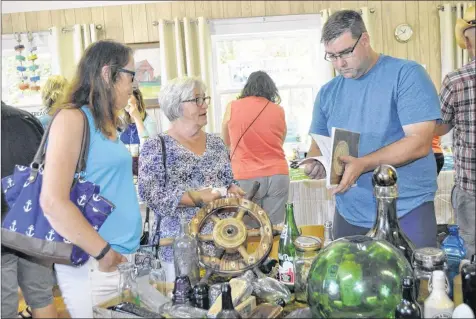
[1, 1, 462, 90]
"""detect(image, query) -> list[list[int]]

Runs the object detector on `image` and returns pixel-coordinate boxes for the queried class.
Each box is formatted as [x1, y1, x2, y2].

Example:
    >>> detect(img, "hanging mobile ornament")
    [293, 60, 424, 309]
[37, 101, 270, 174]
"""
[27, 31, 41, 91]
[14, 32, 29, 91]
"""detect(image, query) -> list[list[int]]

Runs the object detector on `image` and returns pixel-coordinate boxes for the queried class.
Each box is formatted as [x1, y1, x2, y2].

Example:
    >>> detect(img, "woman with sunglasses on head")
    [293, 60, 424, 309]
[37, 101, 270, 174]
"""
[120, 88, 158, 146]
[138, 76, 245, 281]
[39, 40, 142, 317]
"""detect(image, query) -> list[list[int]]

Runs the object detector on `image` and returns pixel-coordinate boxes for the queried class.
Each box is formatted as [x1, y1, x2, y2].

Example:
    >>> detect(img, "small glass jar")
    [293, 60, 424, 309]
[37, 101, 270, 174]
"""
[293, 235, 321, 303]
[149, 259, 167, 295]
[412, 247, 448, 305]
[118, 262, 140, 305]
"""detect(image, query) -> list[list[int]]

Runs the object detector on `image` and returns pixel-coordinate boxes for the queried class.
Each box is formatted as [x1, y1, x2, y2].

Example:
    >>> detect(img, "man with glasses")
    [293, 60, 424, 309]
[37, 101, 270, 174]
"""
[304, 10, 441, 248]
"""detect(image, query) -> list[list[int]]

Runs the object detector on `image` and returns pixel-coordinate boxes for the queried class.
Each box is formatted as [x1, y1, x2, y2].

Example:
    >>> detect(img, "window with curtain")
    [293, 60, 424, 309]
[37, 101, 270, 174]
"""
[1, 32, 53, 115]
[210, 14, 327, 157]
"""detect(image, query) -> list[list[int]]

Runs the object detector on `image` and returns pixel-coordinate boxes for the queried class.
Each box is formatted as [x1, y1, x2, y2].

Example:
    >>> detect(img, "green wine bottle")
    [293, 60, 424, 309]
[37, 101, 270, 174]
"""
[278, 203, 301, 292]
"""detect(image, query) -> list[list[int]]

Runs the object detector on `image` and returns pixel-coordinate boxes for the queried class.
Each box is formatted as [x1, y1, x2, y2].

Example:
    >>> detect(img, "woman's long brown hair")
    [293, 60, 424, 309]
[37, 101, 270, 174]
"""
[61, 40, 133, 137]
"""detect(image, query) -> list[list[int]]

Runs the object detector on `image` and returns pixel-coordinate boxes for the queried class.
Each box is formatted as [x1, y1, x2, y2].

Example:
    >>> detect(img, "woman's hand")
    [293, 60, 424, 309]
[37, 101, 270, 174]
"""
[199, 188, 223, 203]
[98, 248, 127, 272]
[227, 184, 245, 198]
[126, 100, 142, 122]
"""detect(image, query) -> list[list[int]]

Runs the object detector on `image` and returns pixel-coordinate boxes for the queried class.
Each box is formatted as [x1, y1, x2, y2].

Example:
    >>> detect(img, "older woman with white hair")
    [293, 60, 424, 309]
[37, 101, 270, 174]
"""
[138, 76, 245, 280]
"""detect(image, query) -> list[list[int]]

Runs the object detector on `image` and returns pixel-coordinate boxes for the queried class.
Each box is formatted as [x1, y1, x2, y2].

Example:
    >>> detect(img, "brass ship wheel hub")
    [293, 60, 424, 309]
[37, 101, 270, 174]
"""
[213, 218, 247, 250]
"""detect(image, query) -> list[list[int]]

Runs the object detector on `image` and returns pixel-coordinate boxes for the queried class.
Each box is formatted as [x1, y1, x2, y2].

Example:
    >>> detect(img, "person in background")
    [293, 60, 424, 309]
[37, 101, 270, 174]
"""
[138, 76, 245, 281]
[38, 75, 68, 128]
[39, 40, 142, 317]
[304, 10, 441, 248]
[433, 136, 445, 175]
[435, 5, 475, 256]
[120, 88, 158, 146]
[1, 101, 57, 319]
[221, 71, 289, 225]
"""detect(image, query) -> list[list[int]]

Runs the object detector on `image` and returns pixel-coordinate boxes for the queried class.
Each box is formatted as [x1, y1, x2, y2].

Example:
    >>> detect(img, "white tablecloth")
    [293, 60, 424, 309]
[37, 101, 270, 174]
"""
[288, 170, 455, 226]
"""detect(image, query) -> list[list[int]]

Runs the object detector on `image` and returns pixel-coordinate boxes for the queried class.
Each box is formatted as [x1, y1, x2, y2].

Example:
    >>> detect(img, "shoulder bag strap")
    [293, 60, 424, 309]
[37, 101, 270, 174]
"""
[152, 135, 167, 255]
[30, 108, 90, 184]
[230, 100, 270, 160]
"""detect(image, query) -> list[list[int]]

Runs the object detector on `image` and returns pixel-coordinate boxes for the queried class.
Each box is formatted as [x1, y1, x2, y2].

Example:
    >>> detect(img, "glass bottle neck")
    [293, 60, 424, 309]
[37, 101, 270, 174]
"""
[222, 287, 235, 310]
[284, 204, 299, 234]
[402, 285, 415, 302]
[371, 189, 399, 236]
[180, 219, 189, 236]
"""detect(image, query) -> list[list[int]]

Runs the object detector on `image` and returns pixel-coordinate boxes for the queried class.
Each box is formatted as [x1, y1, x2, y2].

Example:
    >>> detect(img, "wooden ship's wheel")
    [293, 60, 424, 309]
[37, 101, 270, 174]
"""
[190, 197, 274, 276]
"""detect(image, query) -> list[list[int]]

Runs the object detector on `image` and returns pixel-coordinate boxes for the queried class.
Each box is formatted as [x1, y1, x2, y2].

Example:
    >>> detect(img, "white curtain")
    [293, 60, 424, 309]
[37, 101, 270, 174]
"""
[360, 7, 375, 48]
[49, 27, 62, 76]
[49, 24, 97, 81]
[440, 2, 473, 80]
[320, 9, 335, 81]
[73, 23, 98, 66]
[158, 17, 214, 132]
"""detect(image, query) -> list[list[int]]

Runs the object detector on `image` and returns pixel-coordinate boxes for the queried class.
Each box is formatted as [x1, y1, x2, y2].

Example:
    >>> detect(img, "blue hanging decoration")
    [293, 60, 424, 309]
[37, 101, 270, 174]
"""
[14, 32, 29, 91]
[27, 32, 41, 92]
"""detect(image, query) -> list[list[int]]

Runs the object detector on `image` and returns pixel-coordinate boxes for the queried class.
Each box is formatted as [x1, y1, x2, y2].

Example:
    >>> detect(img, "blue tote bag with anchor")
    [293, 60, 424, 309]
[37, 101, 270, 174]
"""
[1, 109, 115, 266]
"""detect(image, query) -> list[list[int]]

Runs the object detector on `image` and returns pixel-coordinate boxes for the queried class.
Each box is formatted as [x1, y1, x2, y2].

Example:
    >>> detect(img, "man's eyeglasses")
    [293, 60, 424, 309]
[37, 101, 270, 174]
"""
[181, 96, 211, 107]
[118, 68, 136, 82]
[324, 33, 363, 62]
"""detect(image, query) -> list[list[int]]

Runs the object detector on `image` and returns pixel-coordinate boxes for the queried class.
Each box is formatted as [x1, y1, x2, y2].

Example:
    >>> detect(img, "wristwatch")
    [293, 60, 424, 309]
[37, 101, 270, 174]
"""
[95, 242, 111, 261]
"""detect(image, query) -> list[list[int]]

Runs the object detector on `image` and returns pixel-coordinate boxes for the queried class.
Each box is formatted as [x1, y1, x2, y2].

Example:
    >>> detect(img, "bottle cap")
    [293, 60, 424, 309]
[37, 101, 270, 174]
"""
[413, 247, 447, 270]
[402, 276, 414, 287]
[294, 235, 321, 252]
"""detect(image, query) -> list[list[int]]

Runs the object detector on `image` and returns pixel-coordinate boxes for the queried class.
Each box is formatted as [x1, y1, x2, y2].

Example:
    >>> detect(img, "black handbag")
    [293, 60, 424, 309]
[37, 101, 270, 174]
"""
[139, 135, 167, 246]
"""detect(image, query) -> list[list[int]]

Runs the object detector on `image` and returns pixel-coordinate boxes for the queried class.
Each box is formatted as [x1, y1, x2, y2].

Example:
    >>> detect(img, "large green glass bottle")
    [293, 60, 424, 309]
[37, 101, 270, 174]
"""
[278, 203, 301, 292]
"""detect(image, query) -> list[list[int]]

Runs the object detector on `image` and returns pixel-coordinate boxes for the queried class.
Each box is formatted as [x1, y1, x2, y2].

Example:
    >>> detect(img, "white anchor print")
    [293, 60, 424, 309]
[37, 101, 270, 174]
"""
[77, 194, 87, 206]
[63, 238, 72, 244]
[92, 194, 101, 202]
[25, 225, 35, 237]
[45, 229, 55, 241]
[9, 220, 17, 231]
[92, 207, 99, 213]
[78, 179, 87, 184]
[23, 179, 31, 188]
[7, 177, 14, 188]
[93, 225, 99, 231]
[17, 166, 28, 171]
[23, 200, 32, 213]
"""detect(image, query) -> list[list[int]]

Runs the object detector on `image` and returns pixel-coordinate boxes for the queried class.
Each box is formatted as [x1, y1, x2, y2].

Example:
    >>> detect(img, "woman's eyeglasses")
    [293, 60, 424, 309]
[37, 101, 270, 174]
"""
[118, 68, 136, 82]
[181, 96, 211, 107]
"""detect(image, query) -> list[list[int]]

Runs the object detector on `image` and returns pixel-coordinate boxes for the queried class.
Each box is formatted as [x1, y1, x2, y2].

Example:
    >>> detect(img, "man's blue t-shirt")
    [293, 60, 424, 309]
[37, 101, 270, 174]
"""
[309, 55, 441, 228]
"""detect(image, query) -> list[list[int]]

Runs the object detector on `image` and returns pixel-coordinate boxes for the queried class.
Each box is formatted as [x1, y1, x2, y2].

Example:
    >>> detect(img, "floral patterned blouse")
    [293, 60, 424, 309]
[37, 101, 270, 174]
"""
[138, 133, 238, 262]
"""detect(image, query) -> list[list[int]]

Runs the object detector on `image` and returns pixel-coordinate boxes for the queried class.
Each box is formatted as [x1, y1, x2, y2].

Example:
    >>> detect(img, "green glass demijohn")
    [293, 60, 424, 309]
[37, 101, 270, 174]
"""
[307, 165, 415, 318]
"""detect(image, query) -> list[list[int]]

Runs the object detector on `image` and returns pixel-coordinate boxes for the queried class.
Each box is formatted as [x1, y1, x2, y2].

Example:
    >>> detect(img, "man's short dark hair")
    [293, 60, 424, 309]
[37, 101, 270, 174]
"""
[321, 10, 367, 44]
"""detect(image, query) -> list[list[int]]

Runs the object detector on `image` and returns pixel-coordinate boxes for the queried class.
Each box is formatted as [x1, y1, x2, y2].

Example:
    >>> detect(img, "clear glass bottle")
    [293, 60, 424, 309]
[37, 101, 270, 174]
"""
[441, 224, 467, 298]
[149, 259, 167, 295]
[366, 165, 416, 265]
[293, 236, 321, 303]
[395, 276, 421, 319]
[118, 262, 140, 305]
[424, 270, 454, 318]
[278, 203, 301, 292]
[173, 216, 200, 286]
[413, 247, 448, 306]
[323, 220, 334, 248]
